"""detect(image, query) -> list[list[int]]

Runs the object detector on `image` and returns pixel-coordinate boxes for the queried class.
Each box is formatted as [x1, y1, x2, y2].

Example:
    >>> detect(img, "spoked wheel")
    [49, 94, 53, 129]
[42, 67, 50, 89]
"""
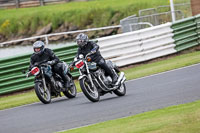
[80, 77, 100, 102]
[63, 76, 77, 98]
[113, 83, 126, 96]
[35, 82, 51, 104]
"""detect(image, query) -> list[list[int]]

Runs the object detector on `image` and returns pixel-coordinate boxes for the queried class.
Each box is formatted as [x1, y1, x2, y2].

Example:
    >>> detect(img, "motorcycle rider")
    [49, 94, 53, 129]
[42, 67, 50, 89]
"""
[29, 41, 71, 88]
[75, 33, 118, 84]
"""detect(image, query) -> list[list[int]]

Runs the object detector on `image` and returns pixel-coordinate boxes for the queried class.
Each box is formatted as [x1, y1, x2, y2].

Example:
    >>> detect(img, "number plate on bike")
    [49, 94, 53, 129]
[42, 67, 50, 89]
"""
[75, 60, 84, 69]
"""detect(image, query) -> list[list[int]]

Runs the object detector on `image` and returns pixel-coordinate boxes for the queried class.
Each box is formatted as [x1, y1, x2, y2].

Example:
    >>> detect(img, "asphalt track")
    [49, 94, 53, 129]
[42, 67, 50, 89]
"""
[1, 64, 200, 133]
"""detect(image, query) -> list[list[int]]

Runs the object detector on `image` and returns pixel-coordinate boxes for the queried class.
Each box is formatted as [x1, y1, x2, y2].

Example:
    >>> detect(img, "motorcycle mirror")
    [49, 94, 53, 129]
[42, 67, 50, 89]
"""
[94, 40, 98, 43]
[79, 54, 84, 59]
[70, 66, 74, 71]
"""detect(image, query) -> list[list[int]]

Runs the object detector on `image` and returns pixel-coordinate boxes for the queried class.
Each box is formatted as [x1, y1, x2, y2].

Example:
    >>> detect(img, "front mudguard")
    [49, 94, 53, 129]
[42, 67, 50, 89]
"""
[34, 78, 43, 84]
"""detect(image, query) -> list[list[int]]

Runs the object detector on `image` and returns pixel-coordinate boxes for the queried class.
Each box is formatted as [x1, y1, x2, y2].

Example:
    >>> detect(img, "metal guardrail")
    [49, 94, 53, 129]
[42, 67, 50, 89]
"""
[120, 3, 191, 33]
[129, 22, 154, 31]
[0, 25, 121, 47]
[172, 16, 199, 51]
[120, 10, 184, 32]
[98, 23, 176, 67]
[139, 3, 191, 17]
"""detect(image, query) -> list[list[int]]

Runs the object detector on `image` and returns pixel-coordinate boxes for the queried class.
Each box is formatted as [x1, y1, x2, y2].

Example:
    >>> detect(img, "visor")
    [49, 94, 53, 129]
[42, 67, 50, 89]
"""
[34, 47, 41, 53]
[77, 39, 85, 47]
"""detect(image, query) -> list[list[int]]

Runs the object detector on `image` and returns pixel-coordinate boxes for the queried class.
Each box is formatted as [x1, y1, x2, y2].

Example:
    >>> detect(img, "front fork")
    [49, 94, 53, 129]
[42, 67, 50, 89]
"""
[41, 70, 48, 92]
[85, 62, 95, 88]
[79, 62, 95, 88]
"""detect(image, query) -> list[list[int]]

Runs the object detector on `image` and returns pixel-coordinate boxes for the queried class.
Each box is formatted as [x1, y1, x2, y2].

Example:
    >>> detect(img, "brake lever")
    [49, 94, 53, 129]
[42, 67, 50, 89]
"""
[26, 72, 31, 78]
[40, 63, 49, 67]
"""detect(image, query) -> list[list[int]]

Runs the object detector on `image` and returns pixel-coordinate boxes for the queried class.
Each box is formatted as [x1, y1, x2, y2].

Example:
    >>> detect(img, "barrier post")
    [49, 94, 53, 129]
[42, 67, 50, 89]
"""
[40, 0, 44, 6]
[15, 0, 19, 8]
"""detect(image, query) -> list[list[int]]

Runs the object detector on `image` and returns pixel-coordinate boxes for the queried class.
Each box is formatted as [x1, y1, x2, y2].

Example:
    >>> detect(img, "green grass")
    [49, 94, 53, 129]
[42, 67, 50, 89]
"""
[1, 50, 200, 110]
[0, 0, 170, 37]
[60, 99, 200, 133]
[0, 90, 39, 110]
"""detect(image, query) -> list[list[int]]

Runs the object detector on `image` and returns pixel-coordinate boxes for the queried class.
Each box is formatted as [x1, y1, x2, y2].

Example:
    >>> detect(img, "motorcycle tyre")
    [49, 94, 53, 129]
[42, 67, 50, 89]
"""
[80, 77, 100, 102]
[35, 82, 51, 104]
[113, 83, 126, 96]
[63, 77, 77, 98]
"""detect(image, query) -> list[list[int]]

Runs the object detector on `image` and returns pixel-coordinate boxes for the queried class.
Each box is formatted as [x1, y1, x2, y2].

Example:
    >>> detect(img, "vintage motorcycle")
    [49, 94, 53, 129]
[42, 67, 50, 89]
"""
[70, 53, 126, 102]
[26, 61, 77, 104]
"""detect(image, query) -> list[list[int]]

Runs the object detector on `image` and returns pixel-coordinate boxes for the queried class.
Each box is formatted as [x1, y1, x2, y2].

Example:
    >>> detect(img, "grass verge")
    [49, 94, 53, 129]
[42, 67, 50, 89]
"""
[0, 0, 167, 37]
[1, 50, 200, 110]
[0, 0, 191, 38]
[60, 99, 200, 133]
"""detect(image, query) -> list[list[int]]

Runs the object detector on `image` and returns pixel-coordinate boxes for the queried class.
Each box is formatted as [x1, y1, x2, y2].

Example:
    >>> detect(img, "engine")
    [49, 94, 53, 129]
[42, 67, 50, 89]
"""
[103, 76, 112, 86]
[94, 68, 112, 86]
[99, 69, 112, 86]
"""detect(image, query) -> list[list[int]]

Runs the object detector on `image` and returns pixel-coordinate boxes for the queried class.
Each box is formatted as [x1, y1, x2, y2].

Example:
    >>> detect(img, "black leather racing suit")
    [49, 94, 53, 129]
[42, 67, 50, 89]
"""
[29, 48, 70, 84]
[76, 41, 117, 83]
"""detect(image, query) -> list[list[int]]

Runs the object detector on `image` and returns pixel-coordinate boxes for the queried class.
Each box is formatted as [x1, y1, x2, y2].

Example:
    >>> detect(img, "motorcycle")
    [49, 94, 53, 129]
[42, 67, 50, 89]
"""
[25, 61, 77, 104]
[70, 53, 126, 102]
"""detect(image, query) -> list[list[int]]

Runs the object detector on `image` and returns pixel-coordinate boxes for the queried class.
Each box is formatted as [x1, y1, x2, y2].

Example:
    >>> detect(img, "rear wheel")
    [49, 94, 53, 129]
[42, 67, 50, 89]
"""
[63, 76, 77, 98]
[114, 83, 126, 96]
[35, 82, 51, 104]
[80, 77, 100, 102]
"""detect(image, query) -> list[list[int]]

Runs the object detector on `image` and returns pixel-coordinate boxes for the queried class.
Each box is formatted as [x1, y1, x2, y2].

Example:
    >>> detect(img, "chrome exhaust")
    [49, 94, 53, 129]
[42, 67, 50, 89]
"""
[115, 72, 125, 85]
[121, 76, 126, 84]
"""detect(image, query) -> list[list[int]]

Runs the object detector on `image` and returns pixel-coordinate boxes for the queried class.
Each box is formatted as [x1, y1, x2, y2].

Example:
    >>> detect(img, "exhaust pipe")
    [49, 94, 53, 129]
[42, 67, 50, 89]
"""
[115, 72, 125, 85]
[121, 76, 126, 84]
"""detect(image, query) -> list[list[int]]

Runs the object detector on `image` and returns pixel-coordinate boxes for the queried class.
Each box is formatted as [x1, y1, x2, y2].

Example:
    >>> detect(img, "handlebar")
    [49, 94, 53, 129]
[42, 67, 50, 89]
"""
[40, 63, 49, 67]
[26, 71, 31, 78]
[34, 60, 48, 66]
[71, 52, 94, 67]
[85, 52, 92, 59]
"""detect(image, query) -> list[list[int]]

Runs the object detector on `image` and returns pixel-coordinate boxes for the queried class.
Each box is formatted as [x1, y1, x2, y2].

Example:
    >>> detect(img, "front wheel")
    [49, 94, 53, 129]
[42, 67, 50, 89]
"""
[113, 83, 126, 96]
[80, 77, 100, 102]
[63, 76, 77, 98]
[35, 82, 51, 104]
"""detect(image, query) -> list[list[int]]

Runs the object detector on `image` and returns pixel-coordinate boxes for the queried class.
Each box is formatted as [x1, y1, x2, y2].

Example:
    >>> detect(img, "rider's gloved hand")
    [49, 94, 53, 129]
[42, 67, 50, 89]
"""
[47, 60, 55, 65]
[91, 49, 96, 54]
[26, 72, 30, 78]
[74, 57, 78, 61]
[34, 62, 39, 66]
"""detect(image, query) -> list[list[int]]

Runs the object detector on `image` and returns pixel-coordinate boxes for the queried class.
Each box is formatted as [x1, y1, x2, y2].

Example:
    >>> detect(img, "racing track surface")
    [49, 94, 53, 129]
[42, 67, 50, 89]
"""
[1, 64, 200, 133]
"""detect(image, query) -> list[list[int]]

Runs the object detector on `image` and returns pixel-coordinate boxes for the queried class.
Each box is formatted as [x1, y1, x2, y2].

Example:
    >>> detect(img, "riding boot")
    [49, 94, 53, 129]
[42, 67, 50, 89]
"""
[97, 59, 118, 84]
[62, 74, 71, 88]
[110, 70, 118, 84]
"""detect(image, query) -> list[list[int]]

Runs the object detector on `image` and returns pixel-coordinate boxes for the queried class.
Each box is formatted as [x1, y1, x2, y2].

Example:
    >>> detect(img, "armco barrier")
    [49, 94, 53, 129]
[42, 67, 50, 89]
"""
[172, 16, 199, 51]
[98, 23, 176, 67]
[195, 14, 200, 43]
[0, 44, 78, 95]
